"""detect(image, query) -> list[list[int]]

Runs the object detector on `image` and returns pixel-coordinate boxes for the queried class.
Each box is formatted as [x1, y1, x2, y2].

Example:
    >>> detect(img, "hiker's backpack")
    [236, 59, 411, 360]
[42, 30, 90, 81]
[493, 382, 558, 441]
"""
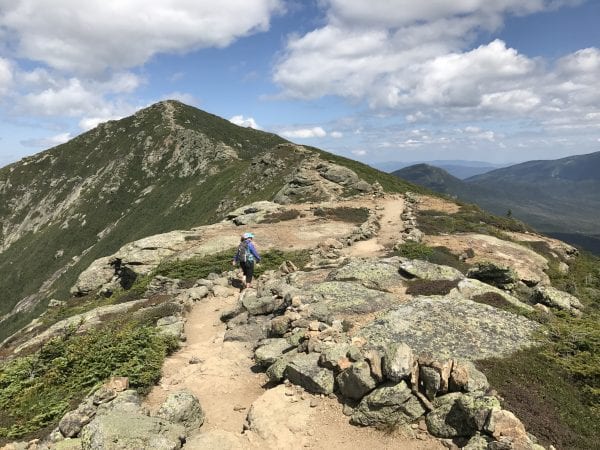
[237, 240, 254, 263]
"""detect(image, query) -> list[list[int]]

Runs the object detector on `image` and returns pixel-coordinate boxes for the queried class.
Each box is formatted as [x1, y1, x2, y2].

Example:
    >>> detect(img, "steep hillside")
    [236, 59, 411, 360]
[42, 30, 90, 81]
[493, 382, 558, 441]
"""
[394, 154, 600, 253]
[0, 101, 419, 340]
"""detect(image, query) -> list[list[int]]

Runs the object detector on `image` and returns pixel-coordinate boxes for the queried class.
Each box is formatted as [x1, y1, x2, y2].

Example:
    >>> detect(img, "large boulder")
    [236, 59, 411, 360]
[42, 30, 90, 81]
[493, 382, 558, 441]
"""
[307, 281, 398, 322]
[359, 296, 541, 361]
[156, 390, 204, 433]
[326, 259, 405, 292]
[533, 285, 583, 313]
[454, 278, 533, 312]
[382, 342, 414, 382]
[80, 411, 186, 450]
[254, 338, 295, 368]
[399, 260, 464, 281]
[242, 293, 284, 316]
[351, 381, 425, 427]
[284, 353, 335, 395]
[426, 393, 476, 438]
[336, 361, 377, 400]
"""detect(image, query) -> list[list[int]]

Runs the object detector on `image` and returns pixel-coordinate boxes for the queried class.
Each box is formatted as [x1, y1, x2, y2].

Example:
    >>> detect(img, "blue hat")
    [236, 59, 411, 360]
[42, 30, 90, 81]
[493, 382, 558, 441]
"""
[243, 232, 254, 239]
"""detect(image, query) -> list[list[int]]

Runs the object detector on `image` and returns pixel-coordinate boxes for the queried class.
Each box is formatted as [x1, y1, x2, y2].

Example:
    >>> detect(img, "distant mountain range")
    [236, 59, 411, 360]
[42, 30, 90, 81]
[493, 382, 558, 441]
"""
[393, 152, 600, 254]
[374, 160, 507, 179]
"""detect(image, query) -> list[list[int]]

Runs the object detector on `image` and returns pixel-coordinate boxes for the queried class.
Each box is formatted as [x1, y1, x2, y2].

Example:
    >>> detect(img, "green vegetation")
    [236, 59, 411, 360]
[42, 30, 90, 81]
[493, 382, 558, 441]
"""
[405, 279, 459, 296]
[155, 248, 312, 281]
[477, 250, 600, 450]
[259, 209, 301, 223]
[416, 204, 531, 237]
[394, 242, 470, 273]
[0, 321, 178, 442]
[313, 206, 370, 224]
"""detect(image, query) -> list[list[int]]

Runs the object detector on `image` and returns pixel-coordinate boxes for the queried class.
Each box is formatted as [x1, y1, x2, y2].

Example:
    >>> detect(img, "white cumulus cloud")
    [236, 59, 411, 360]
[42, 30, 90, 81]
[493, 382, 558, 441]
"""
[281, 127, 327, 139]
[0, 57, 13, 95]
[229, 115, 260, 129]
[0, 0, 283, 74]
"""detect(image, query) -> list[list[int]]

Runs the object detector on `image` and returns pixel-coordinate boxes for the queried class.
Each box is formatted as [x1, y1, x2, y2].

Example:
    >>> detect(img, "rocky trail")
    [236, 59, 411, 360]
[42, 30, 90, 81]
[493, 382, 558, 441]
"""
[143, 287, 443, 449]
[142, 195, 444, 449]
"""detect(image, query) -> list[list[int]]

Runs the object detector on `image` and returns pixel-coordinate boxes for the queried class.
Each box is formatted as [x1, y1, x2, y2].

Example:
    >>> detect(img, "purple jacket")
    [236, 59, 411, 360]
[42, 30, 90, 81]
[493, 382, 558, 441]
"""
[233, 239, 261, 263]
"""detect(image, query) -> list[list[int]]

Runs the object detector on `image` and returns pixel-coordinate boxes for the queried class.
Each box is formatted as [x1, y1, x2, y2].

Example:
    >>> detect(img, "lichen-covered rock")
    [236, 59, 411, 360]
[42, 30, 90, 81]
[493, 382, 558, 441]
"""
[285, 353, 335, 395]
[242, 293, 283, 316]
[254, 338, 295, 367]
[399, 260, 464, 281]
[454, 278, 533, 312]
[326, 259, 405, 292]
[270, 316, 291, 337]
[382, 342, 413, 382]
[426, 393, 476, 438]
[336, 361, 377, 400]
[359, 297, 540, 361]
[449, 360, 489, 393]
[59, 400, 96, 438]
[463, 432, 492, 450]
[80, 411, 186, 450]
[266, 352, 298, 383]
[156, 316, 185, 340]
[350, 381, 425, 427]
[458, 395, 501, 431]
[318, 343, 352, 372]
[156, 389, 204, 433]
[420, 366, 441, 401]
[307, 281, 398, 322]
[533, 285, 583, 313]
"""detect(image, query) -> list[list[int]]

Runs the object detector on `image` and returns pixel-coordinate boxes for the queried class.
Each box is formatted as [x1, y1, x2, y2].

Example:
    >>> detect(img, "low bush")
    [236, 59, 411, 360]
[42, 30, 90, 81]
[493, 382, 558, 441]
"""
[405, 279, 459, 296]
[154, 248, 312, 281]
[313, 206, 370, 224]
[0, 322, 176, 442]
[394, 242, 470, 273]
[259, 209, 301, 223]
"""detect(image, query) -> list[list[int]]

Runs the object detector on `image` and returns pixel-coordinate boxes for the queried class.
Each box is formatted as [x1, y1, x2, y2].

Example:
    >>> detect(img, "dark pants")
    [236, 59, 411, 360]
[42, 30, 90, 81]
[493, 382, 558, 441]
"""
[240, 261, 255, 284]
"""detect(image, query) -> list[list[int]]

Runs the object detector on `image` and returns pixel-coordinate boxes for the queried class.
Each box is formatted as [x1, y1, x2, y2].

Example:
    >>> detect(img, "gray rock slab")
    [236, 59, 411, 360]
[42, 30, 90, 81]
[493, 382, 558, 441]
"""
[399, 260, 464, 281]
[351, 381, 425, 426]
[359, 296, 541, 361]
[80, 411, 186, 450]
[156, 389, 204, 433]
[307, 281, 399, 322]
[285, 352, 335, 394]
[254, 338, 295, 367]
[336, 361, 377, 400]
[326, 259, 405, 292]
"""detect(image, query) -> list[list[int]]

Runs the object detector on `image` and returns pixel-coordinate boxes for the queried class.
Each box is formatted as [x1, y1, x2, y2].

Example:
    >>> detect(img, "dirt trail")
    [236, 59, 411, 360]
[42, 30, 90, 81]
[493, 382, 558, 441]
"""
[345, 195, 405, 258]
[143, 196, 444, 449]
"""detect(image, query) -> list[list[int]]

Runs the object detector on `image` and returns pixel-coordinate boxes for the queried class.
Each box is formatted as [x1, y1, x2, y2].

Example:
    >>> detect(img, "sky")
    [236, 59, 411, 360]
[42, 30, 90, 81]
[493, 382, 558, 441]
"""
[0, 0, 599, 169]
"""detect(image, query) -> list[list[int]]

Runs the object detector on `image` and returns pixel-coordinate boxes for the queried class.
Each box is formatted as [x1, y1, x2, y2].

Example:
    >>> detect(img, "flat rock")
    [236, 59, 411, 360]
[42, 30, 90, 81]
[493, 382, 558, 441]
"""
[399, 260, 464, 281]
[254, 338, 295, 367]
[307, 281, 398, 322]
[326, 259, 405, 292]
[453, 279, 533, 312]
[285, 352, 335, 395]
[358, 296, 541, 361]
[80, 411, 186, 450]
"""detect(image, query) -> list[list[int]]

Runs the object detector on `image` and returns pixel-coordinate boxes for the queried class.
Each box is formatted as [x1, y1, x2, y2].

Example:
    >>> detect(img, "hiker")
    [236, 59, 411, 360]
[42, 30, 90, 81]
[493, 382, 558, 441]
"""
[232, 232, 261, 289]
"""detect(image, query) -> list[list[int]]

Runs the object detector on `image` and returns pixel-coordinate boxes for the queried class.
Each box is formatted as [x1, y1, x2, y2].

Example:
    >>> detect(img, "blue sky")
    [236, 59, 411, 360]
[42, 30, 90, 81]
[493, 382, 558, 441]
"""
[0, 0, 599, 168]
